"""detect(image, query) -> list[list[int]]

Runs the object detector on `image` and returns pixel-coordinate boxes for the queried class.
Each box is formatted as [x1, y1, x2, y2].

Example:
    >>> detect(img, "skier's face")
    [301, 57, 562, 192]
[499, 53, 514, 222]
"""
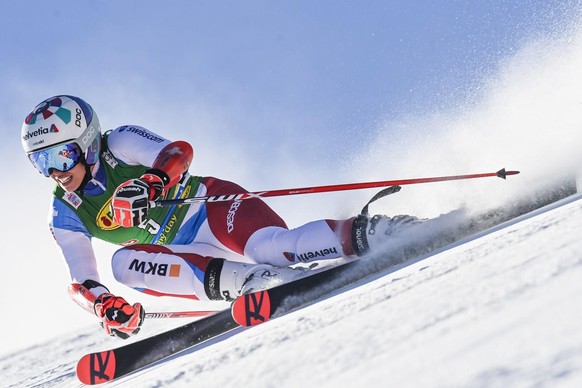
[50, 162, 85, 192]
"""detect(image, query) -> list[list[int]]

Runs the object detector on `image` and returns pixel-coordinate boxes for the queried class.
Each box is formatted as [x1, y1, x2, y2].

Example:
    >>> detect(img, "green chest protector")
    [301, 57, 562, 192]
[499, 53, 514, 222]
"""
[53, 147, 200, 246]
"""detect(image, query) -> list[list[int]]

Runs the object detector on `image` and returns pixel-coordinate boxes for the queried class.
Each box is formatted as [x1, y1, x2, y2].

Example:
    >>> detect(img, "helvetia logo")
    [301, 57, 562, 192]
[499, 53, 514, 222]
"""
[284, 248, 338, 263]
[22, 125, 59, 141]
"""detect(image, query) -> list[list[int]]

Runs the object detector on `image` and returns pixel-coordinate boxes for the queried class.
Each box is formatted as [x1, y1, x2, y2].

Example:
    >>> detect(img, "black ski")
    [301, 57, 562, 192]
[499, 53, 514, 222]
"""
[76, 308, 237, 385]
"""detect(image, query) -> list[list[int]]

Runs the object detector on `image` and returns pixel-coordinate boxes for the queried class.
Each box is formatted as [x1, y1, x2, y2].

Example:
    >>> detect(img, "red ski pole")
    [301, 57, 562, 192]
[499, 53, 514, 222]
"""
[150, 168, 519, 207]
[68, 283, 218, 321]
[144, 310, 217, 319]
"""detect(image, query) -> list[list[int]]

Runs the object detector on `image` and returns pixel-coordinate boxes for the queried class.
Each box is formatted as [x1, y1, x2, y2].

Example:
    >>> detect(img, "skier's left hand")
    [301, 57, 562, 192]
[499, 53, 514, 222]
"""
[94, 293, 145, 339]
[111, 173, 164, 227]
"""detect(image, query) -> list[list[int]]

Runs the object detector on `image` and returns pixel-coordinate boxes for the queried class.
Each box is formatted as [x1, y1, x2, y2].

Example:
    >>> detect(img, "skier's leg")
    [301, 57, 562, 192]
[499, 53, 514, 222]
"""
[243, 219, 354, 266]
[198, 178, 423, 264]
[244, 214, 424, 264]
[111, 244, 303, 302]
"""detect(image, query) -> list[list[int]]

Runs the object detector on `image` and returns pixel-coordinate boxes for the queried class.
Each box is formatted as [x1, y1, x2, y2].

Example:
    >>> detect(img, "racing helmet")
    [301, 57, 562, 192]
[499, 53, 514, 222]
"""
[21, 95, 101, 176]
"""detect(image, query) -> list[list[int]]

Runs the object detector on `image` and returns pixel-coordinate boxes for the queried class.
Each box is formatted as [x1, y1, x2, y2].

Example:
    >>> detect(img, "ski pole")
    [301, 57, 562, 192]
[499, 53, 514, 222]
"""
[150, 168, 519, 207]
[120, 310, 220, 331]
[68, 283, 218, 320]
[145, 310, 217, 319]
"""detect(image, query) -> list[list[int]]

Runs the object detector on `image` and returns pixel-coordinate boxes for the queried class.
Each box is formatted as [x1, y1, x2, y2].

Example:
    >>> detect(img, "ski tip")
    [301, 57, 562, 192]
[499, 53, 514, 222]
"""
[496, 168, 520, 179]
[77, 351, 117, 385]
[231, 291, 272, 327]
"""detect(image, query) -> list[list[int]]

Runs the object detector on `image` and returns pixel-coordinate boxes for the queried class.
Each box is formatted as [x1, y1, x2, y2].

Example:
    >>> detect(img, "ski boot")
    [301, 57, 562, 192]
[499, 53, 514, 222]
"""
[351, 214, 424, 256]
[204, 258, 304, 301]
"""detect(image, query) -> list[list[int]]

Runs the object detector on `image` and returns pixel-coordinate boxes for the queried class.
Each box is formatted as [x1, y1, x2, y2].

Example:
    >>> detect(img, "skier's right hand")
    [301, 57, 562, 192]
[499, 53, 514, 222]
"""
[110, 172, 165, 228]
[94, 293, 145, 339]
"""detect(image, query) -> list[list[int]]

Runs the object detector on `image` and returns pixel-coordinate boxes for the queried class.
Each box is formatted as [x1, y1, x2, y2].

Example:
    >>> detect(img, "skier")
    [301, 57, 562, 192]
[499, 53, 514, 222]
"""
[21, 95, 417, 339]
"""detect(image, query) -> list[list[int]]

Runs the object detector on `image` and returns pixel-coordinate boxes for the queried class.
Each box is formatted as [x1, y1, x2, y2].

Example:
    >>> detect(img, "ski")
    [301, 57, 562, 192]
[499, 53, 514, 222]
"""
[75, 175, 542, 383]
[76, 308, 238, 385]
[229, 178, 557, 328]
[74, 264, 351, 385]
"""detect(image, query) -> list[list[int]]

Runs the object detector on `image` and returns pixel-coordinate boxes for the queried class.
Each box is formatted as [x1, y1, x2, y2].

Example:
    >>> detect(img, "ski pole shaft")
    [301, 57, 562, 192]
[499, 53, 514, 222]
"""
[145, 310, 217, 319]
[123, 310, 219, 330]
[68, 283, 218, 321]
[150, 168, 519, 207]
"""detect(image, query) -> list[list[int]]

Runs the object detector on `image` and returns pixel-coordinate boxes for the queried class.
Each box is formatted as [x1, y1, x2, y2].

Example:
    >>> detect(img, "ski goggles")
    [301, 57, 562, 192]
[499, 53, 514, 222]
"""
[28, 142, 83, 177]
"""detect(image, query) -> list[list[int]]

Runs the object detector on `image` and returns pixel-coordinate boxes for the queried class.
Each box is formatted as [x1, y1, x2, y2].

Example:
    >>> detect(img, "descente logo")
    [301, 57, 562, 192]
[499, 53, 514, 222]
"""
[226, 199, 243, 233]
[22, 125, 59, 141]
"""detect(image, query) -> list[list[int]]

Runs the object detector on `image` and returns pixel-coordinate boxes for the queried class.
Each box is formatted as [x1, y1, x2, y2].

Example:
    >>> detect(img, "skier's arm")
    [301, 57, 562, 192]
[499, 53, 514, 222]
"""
[50, 203, 103, 292]
[68, 278, 145, 339]
[51, 204, 144, 339]
[57, 229, 146, 339]
[105, 125, 194, 187]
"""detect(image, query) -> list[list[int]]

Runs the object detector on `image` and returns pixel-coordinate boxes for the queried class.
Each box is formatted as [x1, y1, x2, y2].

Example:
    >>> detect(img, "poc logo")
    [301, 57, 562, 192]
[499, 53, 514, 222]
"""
[81, 125, 95, 145]
[128, 259, 181, 277]
[75, 108, 83, 127]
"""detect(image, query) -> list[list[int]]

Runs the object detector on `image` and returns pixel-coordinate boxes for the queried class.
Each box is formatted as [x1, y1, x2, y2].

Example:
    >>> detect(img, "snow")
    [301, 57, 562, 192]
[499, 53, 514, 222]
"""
[2, 192, 581, 387]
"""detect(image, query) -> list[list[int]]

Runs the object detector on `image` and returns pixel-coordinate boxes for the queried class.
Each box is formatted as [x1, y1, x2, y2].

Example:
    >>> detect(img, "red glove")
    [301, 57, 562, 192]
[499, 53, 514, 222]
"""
[111, 171, 166, 228]
[94, 293, 145, 339]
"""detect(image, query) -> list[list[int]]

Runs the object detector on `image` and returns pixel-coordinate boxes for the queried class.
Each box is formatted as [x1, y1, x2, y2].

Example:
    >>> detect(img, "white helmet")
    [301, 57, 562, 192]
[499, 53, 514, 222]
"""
[21, 95, 101, 176]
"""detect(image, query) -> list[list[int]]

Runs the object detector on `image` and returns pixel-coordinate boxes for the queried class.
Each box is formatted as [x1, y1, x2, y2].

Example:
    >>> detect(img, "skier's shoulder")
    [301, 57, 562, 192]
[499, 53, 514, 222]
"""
[107, 125, 168, 146]
[105, 125, 171, 165]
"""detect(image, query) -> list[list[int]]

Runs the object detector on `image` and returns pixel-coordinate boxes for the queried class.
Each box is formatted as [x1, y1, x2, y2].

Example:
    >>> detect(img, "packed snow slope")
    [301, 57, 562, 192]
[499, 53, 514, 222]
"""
[2, 191, 581, 387]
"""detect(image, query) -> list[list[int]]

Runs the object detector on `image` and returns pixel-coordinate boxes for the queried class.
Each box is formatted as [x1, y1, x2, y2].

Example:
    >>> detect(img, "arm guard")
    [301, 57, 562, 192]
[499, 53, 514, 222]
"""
[68, 280, 109, 315]
[144, 140, 194, 189]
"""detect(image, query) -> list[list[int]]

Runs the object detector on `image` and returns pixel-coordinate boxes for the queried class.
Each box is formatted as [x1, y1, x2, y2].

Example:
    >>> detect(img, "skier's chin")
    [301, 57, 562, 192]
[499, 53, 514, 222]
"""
[52, 172, 83, 192]
[59, 180, 81, 192]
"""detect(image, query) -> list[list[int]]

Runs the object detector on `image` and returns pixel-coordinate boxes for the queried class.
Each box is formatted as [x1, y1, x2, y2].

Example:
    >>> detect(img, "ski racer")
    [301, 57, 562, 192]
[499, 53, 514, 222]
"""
[21, 95, 418, 339]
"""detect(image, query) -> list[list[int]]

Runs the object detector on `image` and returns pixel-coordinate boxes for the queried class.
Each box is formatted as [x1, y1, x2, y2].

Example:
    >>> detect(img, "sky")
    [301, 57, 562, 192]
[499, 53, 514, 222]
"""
[1, 1, 582, 355]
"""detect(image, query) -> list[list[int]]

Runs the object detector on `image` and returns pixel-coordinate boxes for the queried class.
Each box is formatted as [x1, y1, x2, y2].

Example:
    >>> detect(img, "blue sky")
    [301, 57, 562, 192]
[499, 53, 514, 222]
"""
[3, 1, 575, 161]
[1, 1, 581, 355]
